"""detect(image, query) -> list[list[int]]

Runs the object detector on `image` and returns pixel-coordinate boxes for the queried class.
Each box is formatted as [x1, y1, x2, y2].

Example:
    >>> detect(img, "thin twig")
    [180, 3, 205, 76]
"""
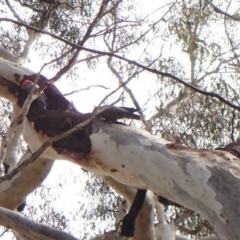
[48, 0, 109, 83]
[63, 85, 109, 96]
[0, 66, 46, 163]
[174, 210, 194, 226]
[207, 0, 240, 21]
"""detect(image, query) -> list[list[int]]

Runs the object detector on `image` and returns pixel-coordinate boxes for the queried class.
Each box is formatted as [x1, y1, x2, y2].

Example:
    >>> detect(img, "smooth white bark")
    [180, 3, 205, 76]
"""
[0, 152, 53, 210]
[4, 106, 24, 170]
[103, 176, 156, 240]
[155, 203, 175, 240]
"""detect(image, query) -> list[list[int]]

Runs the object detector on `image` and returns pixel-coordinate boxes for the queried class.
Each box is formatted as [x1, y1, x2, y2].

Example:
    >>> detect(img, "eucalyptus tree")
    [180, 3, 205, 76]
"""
[0, 0, 240, 239]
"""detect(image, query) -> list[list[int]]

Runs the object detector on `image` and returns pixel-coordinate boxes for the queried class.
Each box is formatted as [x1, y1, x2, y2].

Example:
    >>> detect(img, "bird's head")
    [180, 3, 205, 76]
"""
[21, 79, 35, 89]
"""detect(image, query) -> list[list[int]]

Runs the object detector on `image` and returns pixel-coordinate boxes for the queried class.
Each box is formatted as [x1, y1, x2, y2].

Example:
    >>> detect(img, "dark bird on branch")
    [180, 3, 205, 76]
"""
[18, 77, 141, 162]
[18, 78, 144, 237]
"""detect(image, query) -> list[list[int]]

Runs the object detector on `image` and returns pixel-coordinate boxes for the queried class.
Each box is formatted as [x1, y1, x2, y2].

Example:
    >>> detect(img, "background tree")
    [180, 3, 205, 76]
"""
[0, 0, 240, 239]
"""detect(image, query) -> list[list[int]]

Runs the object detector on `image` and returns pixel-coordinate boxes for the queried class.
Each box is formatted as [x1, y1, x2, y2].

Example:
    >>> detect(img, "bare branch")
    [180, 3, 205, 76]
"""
[48, 0, 110, 83]
[223, 2, 240, 66]
[103, 176, 156, 239]
[174, 210, 194, 226]
[3, 106, 24, 171]
[17, 2, 57, 65]
[207, 0, 240, 21]
[0, 45, 17, 62]
[5, 0, 24, 23]
[0, 68, 45, 163]
[63, 85, 109, 96]
[0, 152, 53, 210]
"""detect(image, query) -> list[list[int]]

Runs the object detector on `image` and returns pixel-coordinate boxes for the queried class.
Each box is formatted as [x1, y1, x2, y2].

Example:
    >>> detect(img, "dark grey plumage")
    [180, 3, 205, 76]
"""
[97, 106, 140, 122]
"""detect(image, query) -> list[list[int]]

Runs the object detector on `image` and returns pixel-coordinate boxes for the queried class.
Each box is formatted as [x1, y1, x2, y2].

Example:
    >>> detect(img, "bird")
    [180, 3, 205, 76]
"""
[21, 79, 47, 110]
[17, 79, 141, 162]
[18, 80, 143, 235]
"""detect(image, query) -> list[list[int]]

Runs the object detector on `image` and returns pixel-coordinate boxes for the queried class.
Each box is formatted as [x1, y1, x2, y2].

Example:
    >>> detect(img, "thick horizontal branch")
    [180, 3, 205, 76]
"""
[80, 120, 240, 240]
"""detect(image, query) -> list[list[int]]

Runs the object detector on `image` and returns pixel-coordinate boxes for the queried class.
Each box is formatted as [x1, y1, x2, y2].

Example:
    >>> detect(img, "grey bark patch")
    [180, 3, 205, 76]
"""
[92, 120, 193, 176]
[170, 179, 225, 230]
[207, 166, 240, 238]
[94, 120, 169, 152]
[174, 155, 191, 177]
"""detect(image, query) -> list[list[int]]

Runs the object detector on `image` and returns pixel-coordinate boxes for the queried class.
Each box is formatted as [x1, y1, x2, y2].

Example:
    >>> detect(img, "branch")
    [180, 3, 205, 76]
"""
[147, 89, 188, 124]
[104, 31, 149, 129]
[155, 202, 175, 240]
[63, 85, 109, 97]
[103, 176, 156, 239]
[0, 57, 238, 238]
[0, 82, 125, 183]
[1, 18, 239, 112]
[207, 0, 240, 21]
[16, 2, 56, 65]
[0, 45, 17, 62]
[3, 106, 24, 171]
[0, 206, 78, 240]
[0, 70, 44, 163]
[174, 209, 194, 226]
[0, 152, 54, 210]
[5, 0, 24, 23]
[223, 2, 240, 66]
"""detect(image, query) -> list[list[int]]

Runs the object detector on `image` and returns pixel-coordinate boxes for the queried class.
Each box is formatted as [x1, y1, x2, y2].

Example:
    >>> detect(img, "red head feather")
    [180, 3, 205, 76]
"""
[22, 79, 33, 89]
